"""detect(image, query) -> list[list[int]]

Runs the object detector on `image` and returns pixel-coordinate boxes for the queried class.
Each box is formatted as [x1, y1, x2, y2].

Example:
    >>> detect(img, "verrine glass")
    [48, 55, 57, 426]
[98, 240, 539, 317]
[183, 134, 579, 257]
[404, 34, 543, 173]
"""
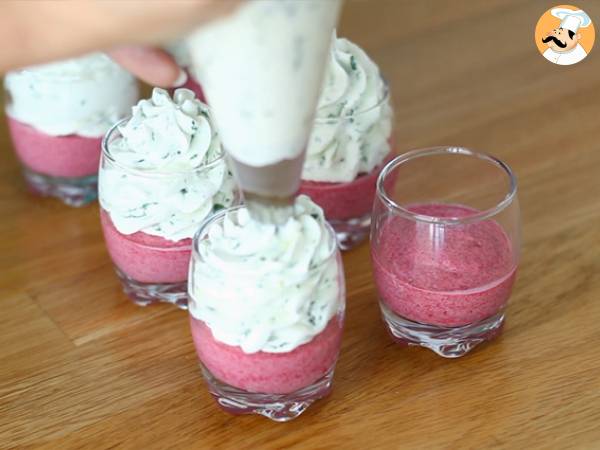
[371, 147, 520, 357]
[4, 54, 138, 206]
[99, 117, 237, 308]
[188, 203, 346, 421]
[299, 86, 395, 250]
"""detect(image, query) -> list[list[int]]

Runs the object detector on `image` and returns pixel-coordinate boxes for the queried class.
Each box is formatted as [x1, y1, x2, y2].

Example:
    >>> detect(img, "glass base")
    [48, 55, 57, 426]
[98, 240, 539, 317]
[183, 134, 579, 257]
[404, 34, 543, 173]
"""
[380, 302, 505, 358]
[200, 363, 335, 422]
[115, 267, 188, 309]
[329, 213, 371, 251]
[23, 168, 97, 207]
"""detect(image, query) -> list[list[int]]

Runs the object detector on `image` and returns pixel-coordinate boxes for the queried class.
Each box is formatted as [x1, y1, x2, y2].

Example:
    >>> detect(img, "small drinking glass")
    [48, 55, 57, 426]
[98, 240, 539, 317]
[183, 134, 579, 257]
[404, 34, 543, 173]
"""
[299, 86, 395, 251]
[188, 205, 345, 421]
[99, 118, 237, 309]
[371, 147, 520, 358]
[4, 55, 138, 206]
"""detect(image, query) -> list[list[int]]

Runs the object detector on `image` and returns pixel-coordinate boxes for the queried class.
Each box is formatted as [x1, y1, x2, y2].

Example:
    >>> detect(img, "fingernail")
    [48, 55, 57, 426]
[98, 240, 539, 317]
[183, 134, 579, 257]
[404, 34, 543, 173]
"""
[172, 69, 188, 88]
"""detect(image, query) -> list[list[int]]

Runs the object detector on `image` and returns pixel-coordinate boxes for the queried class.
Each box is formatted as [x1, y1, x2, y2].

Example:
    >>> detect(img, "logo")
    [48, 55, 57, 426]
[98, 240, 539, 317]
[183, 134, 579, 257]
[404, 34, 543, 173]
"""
[535, 5, 595, 65]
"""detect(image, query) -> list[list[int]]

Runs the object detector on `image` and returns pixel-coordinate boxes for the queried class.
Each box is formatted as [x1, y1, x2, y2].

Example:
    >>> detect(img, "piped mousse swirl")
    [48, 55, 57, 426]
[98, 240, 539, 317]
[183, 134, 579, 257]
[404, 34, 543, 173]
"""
[99, 88, 235, 242]
[303, 35, 393, 183]
[189, 196, 343, 354]
[4, 53, 138, 137]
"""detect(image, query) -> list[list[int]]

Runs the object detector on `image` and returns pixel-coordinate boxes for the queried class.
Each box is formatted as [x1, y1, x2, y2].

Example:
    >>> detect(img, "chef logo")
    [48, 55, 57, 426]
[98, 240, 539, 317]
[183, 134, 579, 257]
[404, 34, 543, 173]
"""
[535, 5, 595, 65]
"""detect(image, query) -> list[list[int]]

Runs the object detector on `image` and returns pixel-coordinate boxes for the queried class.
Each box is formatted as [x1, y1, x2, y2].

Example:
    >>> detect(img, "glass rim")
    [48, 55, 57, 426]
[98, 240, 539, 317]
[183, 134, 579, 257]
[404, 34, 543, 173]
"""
[376, 146, 518, 225]
[191, 204, 339, 276]
[313, 80, 390, 124]
[101, 117, 226, 178]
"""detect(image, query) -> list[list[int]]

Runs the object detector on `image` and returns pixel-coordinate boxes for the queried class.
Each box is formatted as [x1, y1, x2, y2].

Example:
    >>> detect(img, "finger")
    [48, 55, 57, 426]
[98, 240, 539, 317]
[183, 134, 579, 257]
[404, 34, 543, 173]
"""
[108, 46, 187, 88]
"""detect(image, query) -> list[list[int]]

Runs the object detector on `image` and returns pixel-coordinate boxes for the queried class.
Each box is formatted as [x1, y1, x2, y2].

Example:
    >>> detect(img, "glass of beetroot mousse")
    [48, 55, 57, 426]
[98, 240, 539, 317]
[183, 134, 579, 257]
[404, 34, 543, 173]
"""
[188, 198, 346, 422]
[4, 54, 138, 206]
[299, 87, 396, 251]
[98, 89, 237, 309]
[371, 147, 521, 358]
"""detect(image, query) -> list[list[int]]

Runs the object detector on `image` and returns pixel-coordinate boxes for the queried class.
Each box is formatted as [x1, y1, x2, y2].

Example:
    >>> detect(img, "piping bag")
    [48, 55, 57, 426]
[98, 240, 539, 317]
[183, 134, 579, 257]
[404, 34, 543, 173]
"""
[187, 0, 343, 224]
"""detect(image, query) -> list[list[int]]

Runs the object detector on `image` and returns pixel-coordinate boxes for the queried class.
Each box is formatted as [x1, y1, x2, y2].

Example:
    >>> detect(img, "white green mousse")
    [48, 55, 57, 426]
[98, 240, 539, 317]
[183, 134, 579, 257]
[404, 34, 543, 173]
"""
[303, 35, 393, 183]
[188, 196, 343, 354]
[99, 88, 236, 242]
[4, 52, 138, 137]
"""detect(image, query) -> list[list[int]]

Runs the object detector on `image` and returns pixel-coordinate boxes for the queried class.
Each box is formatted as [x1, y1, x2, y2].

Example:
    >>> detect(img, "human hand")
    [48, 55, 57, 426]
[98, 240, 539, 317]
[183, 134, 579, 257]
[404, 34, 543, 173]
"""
[2, 0, 240, 86]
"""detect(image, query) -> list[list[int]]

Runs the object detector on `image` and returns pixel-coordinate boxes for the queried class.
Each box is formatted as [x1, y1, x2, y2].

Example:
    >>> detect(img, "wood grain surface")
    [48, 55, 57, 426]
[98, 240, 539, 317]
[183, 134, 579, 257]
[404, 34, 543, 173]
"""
[2, 1, 600, 448]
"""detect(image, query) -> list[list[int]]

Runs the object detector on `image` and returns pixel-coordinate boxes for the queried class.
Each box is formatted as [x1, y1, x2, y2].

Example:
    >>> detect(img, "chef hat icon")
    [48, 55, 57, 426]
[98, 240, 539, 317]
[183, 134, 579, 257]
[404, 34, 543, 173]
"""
[551, 8, 592, 33]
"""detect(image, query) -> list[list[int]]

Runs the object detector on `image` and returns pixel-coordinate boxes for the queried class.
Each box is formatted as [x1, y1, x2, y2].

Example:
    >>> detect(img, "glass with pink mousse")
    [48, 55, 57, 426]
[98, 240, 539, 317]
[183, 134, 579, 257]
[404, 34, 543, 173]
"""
[188, 196, 345, 421]
[4, 53, 138, 206]
[99, 88, 237, 308]
[299, 35, 395, 250]
[371, 147, 521, 357]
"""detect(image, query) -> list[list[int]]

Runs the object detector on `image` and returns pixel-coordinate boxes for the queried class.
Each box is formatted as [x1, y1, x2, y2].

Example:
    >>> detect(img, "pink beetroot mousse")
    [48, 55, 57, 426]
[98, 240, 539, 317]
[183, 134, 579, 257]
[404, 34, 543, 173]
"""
[190, 316, 343, 395]
[372, 204, 517, 327]
[7, 116, 102, 178]
[299, 151, 396, 221]
[100, 209, 192, 284]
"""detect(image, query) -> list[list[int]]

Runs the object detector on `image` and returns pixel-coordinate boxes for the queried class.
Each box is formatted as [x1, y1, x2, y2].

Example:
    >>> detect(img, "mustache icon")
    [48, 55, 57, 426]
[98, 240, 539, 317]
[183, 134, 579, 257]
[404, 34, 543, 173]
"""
[542, 35, 567, 48]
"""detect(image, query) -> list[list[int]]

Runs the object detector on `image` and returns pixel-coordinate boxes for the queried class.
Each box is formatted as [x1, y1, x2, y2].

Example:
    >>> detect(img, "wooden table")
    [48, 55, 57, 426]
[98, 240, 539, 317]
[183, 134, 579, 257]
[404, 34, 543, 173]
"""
[2, 1, 600, 448]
